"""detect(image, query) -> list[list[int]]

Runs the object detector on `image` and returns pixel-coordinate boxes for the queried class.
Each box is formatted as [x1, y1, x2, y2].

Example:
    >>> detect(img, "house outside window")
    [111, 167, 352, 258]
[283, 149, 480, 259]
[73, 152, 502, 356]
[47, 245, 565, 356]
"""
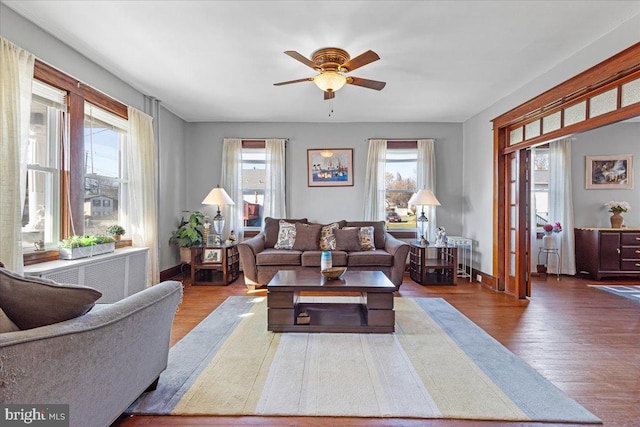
[242, 146, 265, 229]
[83, 103, 129, 236]
[385, 146, 418, 229]
[22, 80, 64, 252]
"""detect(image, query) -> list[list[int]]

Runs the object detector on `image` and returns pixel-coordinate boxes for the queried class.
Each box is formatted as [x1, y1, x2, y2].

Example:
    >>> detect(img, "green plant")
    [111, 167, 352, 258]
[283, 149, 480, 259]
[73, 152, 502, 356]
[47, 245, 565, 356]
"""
[59, 234, 115, 248]
[169, 211, 205, 247]
[106, 225, 126, 236]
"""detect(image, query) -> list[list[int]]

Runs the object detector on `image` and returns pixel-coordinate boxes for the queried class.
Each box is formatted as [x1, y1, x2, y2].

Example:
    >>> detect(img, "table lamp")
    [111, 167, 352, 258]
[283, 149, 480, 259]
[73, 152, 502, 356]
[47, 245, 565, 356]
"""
[408, 189, 441, 246]
[202, 186, 235, 246]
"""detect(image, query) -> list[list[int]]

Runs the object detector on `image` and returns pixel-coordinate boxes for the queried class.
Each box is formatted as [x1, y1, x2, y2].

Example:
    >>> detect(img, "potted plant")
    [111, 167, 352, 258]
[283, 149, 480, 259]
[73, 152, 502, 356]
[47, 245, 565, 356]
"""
[106, 225, 126, 241]
[58, 234, 116, 260]
[170, 211, 205, 264]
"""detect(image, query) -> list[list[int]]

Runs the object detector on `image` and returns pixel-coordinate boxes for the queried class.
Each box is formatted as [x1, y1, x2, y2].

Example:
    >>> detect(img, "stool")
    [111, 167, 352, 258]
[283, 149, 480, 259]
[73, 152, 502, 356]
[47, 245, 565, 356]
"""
[538, 247, 560, 280]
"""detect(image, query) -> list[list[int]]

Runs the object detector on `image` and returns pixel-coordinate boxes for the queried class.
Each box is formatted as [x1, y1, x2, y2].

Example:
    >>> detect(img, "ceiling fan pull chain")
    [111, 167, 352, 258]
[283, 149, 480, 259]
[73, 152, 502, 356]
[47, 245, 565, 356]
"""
[329, 98, 334, 117]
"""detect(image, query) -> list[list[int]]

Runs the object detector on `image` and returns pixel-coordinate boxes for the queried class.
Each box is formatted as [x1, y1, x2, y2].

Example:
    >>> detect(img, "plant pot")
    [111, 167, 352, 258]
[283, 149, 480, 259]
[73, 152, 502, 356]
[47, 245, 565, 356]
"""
[542, 234, 555, 249]
[59, 242, 115, 260]
[610, 212, 623, 228]
[180, 247, 192, 264]
[112, 235, 121, 241]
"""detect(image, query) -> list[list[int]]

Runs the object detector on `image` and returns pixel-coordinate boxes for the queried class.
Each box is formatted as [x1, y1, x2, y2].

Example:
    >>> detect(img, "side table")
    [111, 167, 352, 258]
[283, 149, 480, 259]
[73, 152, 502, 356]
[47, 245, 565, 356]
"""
[409, 242, 458, 285]
[190, 243, 239, 285]
[537, 247, 561, 280]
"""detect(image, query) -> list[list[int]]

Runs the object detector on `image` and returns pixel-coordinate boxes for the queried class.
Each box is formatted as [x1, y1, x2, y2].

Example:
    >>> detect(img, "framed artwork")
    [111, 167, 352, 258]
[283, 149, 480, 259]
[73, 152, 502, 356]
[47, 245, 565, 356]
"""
[202, 248, 222, 264]
[307, 148, 354, 187]
[586, 154, 633, 189]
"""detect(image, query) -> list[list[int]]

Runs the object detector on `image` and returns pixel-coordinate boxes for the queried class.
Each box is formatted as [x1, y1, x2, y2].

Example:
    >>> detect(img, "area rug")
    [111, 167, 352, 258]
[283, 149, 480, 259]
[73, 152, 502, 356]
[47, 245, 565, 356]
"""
[127, 296, 600, 423]
[589, 284, 640, 302]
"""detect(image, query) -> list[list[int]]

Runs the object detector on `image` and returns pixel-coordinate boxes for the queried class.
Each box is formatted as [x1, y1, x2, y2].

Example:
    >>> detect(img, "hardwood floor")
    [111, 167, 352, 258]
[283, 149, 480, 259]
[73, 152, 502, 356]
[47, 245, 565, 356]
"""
[113, 273, 639, 427]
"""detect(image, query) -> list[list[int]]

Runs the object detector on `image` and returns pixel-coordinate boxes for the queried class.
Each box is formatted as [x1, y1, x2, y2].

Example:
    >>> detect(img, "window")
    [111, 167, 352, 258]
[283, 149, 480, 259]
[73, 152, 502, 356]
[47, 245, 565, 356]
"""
[83, 103, 128, 236]
[242, 145, 265, 229]
[385, 144, 418, 229]
[532, 147, 549, 233]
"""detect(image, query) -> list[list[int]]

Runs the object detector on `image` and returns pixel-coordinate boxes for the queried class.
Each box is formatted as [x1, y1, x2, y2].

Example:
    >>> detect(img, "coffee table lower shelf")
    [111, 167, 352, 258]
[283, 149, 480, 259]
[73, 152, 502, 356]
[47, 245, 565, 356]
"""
[268, 302, 394, 333]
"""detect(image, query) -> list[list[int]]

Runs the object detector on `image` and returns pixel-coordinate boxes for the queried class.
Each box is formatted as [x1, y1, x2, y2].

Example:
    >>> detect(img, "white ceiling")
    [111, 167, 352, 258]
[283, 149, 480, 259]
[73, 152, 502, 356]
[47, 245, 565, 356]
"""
[4, 1, 640, 123]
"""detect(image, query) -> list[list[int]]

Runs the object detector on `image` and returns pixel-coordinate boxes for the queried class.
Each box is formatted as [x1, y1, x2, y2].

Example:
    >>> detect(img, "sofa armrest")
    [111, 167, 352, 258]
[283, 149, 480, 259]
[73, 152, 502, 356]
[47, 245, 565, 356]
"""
[238, 233, 266, 287]
[0, 280, 183, 427]
[384, 233, 410, 289]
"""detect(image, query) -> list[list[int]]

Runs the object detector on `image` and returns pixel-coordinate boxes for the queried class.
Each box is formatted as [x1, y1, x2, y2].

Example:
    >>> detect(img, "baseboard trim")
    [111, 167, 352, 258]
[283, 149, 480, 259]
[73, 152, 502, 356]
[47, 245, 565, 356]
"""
[472, 268, 497, 289]
[161, 264, 184, 281]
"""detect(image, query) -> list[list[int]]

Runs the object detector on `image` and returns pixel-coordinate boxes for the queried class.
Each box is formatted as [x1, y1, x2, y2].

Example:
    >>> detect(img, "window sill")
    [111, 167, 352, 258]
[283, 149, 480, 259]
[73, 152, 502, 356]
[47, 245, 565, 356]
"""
[23, 239, 133, 266]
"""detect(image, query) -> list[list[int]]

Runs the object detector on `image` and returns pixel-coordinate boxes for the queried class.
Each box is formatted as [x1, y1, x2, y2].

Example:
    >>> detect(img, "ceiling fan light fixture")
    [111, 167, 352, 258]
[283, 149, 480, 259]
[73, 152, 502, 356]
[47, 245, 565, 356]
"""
[313, 71, 347, 92]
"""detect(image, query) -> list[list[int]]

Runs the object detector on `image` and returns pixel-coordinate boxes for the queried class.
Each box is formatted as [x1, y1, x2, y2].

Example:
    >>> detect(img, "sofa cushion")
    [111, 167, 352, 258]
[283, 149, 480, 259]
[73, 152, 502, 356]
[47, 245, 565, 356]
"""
[318, 221, 346, 250]
[264, 217, 308, 248]
[293, 223, 322, 251]
[345, 221, 386, 249]
[0, 267, 102, 330]
[257, 248, 303, 266]
[301, 250, 348, 267]
[0, 307, 19, 333]
[274, 220, 297, 249]
[334, 228, 362, 252]
[347, 249, 394, 267]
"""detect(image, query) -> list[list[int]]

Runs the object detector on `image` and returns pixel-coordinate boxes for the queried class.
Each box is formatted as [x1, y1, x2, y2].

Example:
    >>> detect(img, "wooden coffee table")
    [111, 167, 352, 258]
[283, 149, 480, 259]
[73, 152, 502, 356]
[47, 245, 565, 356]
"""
[266, 270, 396, 333]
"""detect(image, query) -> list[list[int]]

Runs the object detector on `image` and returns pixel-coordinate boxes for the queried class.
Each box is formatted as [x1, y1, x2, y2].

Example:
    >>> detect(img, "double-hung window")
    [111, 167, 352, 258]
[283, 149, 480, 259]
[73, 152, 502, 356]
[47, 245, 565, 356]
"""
[385, 143, 418, 229]
[241, 143, 266, 230]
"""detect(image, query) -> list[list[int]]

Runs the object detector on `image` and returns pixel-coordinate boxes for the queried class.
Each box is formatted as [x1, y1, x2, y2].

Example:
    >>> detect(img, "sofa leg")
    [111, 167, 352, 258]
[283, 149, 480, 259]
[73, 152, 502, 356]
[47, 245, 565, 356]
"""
[145, 376, 160, 392]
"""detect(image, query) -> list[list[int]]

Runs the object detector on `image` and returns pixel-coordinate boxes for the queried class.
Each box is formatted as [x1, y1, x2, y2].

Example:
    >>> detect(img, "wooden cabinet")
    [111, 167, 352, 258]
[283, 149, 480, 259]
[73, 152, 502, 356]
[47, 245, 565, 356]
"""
[409, 243, 458, 285]
[575, 228, 640, 279]
[190, 244, 239, 285]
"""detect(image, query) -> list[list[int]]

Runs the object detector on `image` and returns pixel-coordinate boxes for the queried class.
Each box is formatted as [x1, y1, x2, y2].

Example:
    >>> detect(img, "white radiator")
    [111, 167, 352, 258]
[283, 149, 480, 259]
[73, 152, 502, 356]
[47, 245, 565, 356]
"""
[24, 247, 149, 303]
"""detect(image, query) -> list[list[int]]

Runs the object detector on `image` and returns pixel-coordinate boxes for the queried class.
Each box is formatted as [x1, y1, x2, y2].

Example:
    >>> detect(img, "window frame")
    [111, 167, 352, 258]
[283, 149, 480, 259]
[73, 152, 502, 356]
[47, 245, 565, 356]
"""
[385, 140, 419, 238]
[241, 140, 266, 233]
[24, 60, 131, 265]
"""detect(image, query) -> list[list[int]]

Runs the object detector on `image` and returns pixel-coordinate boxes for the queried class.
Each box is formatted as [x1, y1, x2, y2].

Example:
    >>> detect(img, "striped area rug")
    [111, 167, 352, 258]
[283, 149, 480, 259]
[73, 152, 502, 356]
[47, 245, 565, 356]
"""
[127, 296, 600, 423]
[589, 284, 640, 302]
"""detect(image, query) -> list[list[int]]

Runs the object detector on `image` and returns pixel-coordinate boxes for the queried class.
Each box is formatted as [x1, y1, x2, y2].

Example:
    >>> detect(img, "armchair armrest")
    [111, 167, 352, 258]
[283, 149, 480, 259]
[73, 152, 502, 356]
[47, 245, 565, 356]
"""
[384, 233, 410, 289]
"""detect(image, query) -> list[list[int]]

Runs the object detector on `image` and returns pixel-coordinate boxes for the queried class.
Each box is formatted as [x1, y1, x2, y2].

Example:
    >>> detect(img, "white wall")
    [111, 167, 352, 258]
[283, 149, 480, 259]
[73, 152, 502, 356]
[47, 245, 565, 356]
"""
[185, 122, 464, 233]
[463, 14, 640, 276]
[1, 4, 189, 273]
[572, 122, 640, 228]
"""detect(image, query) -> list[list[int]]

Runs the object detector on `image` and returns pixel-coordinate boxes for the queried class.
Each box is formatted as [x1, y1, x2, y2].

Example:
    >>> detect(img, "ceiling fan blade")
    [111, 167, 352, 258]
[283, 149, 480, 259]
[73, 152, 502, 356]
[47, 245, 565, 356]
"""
[324, 91, 335, 100]
[273, 77, 313, 86]
[341, 50, 380, 72]
[284, 51, 318, 70]
[347, 76, 386, 91]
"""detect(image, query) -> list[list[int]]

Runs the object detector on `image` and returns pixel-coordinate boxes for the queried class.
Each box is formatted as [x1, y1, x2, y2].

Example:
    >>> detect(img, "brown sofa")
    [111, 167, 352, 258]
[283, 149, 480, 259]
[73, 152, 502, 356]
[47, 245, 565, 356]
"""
[238, 218, 410, 290]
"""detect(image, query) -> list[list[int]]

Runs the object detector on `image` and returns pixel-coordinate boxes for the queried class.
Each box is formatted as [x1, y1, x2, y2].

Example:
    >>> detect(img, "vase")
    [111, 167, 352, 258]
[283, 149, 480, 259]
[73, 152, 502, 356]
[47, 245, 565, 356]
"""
[610, 212, 624, 228]
[542, 234, 555, 250]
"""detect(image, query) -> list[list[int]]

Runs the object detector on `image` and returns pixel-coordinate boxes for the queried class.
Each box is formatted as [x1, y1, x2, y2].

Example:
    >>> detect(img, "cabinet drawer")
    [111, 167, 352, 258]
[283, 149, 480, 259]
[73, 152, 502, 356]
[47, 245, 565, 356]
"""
[621, 233, 640, 245]
[621, 260, 640, 271]
[621, 247, 640, 258]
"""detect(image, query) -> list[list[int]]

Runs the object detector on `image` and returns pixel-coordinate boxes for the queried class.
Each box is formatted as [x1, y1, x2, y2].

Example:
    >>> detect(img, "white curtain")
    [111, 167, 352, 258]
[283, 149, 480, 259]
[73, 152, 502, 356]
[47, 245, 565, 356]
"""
[549, 138, 576, 275]
[263, 139, 286, 218]
[0, 37, 35, 273]
[363, 139, 387, 221]
[221, 138, 244, 241]
[127, 107, 159, 285]
[417, 139, 437, 243]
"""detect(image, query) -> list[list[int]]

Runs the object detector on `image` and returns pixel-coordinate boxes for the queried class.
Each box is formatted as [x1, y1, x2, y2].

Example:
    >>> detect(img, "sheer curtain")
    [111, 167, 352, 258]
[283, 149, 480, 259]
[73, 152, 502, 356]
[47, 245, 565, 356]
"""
[363, 139, 387, 221]
[0, 37, 35, 273]
[263, 139, 286, 218]
[417, 139, 437, 243]
[549, 138, 576, 275]
[221, 138, 244, 241]
[127, 106, 159, 285]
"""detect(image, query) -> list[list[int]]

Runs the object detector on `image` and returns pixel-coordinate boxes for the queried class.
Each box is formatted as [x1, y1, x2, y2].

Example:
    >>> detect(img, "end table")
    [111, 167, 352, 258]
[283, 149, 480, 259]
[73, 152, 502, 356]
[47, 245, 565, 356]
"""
[190, 243, 239, 285]
[409, 242, 458, 285]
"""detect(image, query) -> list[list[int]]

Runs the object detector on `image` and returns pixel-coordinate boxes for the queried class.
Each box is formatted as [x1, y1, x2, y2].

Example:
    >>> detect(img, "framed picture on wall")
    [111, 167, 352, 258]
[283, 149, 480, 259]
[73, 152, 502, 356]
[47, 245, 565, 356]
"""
[586, 154, 633, 189]
[307, 148, 354, 187]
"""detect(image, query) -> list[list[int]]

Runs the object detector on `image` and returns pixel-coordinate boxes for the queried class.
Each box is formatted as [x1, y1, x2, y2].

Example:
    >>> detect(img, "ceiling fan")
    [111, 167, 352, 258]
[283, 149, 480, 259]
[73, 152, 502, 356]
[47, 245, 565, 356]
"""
[274, 47, 386, 100]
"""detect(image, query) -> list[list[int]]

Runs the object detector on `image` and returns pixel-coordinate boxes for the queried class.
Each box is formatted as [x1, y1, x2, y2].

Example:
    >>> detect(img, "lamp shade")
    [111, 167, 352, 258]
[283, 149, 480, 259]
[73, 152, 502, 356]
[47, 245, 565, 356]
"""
[410, 189, 441, 206]
[313, 71, 347, 92]
[201, 187, 235, 206]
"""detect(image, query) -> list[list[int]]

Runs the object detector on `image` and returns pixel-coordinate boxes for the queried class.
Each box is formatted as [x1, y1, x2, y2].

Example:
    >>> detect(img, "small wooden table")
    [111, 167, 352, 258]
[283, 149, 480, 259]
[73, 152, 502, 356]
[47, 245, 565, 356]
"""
[267, 270, 396, 333]
[409, 243, 458, 285]
[190, 244, 239, 285]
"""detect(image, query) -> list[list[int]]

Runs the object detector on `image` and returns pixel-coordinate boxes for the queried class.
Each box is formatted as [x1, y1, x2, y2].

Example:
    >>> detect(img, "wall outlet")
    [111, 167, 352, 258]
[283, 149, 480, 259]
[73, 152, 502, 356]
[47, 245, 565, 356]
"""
[476, 274, 482, 282]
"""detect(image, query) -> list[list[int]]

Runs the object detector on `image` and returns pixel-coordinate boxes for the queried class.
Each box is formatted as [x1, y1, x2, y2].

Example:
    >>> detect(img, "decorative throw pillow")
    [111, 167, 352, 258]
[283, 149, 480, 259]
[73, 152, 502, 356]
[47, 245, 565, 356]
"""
[274, 220, 297, 249]
[293, 223, 322, 251]
[359, 226, 376, 251]
[0, 267, 102, 330]
[334, 227, 362, 252]
[319, 222, 341, 250]
[264, 217, 308, 248]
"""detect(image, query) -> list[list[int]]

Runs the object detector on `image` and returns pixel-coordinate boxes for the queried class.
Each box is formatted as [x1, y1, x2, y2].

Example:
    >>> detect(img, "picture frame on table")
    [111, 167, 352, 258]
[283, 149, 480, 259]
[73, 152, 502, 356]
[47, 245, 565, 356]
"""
[585, 154, 633, 189]
[202, 248, 222, 264]
[307, 148, 353, 187]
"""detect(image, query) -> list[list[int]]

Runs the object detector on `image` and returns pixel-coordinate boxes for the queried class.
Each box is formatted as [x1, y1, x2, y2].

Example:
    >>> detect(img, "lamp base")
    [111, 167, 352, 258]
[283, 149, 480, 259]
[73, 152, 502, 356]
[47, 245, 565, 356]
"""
[419, 237, 429, 247]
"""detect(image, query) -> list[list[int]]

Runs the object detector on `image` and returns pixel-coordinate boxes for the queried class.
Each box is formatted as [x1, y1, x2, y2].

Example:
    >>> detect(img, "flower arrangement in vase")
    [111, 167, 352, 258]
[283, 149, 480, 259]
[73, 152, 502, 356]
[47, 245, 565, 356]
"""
[542, 222, 562, 249]
[604, 201, 630, 228]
